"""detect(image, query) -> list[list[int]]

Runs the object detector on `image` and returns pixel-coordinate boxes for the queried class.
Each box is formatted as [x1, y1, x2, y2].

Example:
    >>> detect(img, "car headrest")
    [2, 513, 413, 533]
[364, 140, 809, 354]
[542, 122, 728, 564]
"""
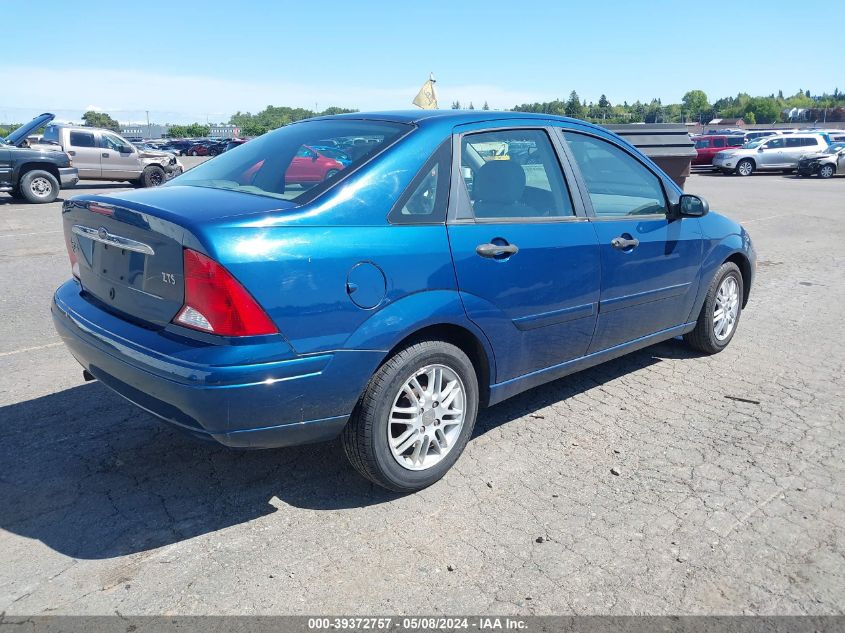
[473, 160, 526, 203]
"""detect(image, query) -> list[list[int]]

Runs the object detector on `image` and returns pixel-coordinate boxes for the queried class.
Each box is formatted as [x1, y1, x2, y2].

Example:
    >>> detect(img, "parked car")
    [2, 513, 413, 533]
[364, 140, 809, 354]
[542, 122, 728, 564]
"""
[0, 112, 79, 203]
[284, 145, 346, 184]
[796, 142, 845, 178]
[186, 140, 227, 157]
[692, 134, 744, 166]
[53, 111, 755, 492]
[712, 133, 829, 175]
[34, 124, 183, 186]
[742, 130, 781, 143]
[160, 140, 193, 156]
[310, 144, 352, 167]
[224, 139, 247, 152]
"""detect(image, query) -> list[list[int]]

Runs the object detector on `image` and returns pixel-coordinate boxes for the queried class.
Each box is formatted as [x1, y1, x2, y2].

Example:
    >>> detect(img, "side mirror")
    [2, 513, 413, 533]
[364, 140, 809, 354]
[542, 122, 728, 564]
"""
[676, 194, 709, 218]
[757, 147, 765, 152]
[120, 145, 133, 154]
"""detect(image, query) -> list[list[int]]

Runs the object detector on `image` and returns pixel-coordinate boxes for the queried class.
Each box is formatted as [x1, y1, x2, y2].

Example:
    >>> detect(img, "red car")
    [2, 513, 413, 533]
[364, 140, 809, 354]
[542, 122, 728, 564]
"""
[692, 135, 744, 166]
[284, 146, 345, 184]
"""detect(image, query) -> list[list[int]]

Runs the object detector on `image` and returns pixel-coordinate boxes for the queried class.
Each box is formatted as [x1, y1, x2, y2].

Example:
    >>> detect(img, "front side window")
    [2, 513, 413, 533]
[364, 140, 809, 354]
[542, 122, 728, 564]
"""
[460, 129, 574, 219]
[171, 119, 411, 202]
[101, 133, 129, 151]
[713, 138, 727, 148]
[562, 132, 667, 217]
[69, 131, 95, 148]
[694, 139, 710, 149]
[764, 138, 785, 149]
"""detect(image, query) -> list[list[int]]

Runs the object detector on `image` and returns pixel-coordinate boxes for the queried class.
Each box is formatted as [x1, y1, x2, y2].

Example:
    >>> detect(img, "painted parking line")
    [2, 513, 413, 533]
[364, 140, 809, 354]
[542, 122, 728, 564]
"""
[0, 342, 63, 358]
[0, 230, 63, 239]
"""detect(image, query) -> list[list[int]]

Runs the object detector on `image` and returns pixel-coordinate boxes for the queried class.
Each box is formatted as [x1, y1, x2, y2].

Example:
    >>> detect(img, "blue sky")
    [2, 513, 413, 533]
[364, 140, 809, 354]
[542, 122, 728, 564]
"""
[2, 0, 842, 124]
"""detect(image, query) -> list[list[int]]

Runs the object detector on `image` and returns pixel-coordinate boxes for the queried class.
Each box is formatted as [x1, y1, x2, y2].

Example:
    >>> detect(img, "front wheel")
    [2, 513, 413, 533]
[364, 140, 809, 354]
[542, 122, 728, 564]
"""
[819, 164, 835, 179]
[342, 340, 479, 492]
[141, 165, 166, 187]
[735, 159, 754, 177]
[685, 262, 744, 354]
[20, 170, 59, 203]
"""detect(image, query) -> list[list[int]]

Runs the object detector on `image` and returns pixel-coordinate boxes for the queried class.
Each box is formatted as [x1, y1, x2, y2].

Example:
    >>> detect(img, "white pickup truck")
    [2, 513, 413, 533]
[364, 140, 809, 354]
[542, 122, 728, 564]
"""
[33, 121, 183, 187]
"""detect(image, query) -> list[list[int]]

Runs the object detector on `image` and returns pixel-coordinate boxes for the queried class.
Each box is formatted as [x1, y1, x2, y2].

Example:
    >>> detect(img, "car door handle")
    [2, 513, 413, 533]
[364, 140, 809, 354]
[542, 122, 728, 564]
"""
[611, 236, 640, 250]
[101, 153, 109, 158]
[476, 243, 519, 258]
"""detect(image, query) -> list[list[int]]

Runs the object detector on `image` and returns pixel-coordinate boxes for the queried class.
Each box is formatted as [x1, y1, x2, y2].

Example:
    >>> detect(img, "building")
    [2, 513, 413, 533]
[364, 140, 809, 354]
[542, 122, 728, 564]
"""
[119, 123, 241, 140]
[120, 124, 170, 139]
[707, 117, 745, 128]
[209, 124, 240, 138]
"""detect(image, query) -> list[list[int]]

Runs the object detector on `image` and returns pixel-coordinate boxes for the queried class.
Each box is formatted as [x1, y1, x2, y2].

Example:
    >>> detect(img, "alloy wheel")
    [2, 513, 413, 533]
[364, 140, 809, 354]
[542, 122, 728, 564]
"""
[713, 276, 740, 341]
[388, 364, 466, 471]
[737, 161, 753, 176]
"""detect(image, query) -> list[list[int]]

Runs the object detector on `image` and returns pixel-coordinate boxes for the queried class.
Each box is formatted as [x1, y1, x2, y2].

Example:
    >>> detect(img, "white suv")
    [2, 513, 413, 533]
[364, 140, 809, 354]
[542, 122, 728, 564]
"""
[713, 133, 828, 176]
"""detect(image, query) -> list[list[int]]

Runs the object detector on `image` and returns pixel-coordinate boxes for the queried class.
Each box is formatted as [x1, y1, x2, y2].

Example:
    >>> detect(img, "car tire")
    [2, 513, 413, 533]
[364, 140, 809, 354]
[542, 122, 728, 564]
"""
[684, 261, 744, 355]
[735, 159, 754, 177]
[782, 169, 795, 174]
[190, 150, 198, 156]
[819, 164, 835, 179]
[141, 165, 166, 188]
[19, 170, 59, 204]
[342, 339, 479, 492]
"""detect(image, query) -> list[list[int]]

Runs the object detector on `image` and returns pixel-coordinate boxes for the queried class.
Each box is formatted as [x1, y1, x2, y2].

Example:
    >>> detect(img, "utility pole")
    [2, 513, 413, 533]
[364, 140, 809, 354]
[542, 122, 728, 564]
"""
[146, 110, 150, 139]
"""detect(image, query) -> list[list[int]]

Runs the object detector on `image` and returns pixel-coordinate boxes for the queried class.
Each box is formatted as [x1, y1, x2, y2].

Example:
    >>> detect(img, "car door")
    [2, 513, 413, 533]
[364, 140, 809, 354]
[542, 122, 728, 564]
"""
[65, 130, 101, 178]
[757, 136, 786, 168]
[0, 147, 11, 189]
[447, 126, 601, 381]
[558, 129, 703, 353]
[100, 132, 142, 180]
[709, 136, 727, 162]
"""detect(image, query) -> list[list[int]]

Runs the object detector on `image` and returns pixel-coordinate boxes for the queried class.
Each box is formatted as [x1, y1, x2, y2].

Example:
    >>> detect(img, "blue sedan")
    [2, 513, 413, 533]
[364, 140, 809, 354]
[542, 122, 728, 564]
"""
[52, 111, 755, 491]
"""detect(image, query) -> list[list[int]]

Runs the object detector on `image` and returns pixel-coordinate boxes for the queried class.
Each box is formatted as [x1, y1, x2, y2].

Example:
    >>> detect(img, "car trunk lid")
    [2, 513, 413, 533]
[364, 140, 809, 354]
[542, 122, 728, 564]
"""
[63, 199, 190, 327]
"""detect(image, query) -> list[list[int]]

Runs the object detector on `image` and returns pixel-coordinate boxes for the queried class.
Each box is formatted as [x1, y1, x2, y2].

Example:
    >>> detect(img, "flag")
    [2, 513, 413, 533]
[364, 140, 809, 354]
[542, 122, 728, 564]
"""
[412, 74, 438, 110]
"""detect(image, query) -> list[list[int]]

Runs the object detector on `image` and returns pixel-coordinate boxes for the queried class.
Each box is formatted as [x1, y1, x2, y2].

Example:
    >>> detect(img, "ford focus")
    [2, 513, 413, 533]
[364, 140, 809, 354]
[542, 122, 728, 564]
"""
[52, 111, 755, 492]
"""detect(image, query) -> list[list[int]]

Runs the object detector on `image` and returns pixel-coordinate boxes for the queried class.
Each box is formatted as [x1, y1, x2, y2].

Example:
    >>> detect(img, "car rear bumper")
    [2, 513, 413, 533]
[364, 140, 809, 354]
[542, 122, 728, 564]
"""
[59, 167, 79, 188]
[51, 280, 381, 448]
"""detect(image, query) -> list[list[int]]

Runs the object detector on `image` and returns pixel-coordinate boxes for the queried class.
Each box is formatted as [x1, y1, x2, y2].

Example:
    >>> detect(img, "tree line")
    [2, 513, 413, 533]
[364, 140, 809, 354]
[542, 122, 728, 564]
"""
[512, 88, 845, 124]
[3, 89, 844, 141]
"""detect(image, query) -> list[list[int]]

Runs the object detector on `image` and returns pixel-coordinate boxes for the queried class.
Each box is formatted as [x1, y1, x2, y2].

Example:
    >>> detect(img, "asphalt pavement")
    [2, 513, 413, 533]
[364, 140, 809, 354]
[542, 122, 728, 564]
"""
[1, 162, 843, 614]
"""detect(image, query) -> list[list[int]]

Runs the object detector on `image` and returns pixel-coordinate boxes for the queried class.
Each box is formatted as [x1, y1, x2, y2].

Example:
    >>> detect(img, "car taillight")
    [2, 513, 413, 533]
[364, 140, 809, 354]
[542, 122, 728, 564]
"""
[65, 232, 80, 279]
[173, 248, 278, 337]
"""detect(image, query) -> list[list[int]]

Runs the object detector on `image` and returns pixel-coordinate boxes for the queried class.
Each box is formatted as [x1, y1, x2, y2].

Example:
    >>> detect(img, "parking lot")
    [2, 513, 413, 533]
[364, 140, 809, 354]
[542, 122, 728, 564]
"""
[1, 162, 843, 614]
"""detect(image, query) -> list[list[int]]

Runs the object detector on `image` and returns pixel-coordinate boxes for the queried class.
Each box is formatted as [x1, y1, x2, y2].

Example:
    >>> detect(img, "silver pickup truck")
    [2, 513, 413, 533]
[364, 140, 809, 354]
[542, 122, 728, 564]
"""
[34, 123, 183, 187]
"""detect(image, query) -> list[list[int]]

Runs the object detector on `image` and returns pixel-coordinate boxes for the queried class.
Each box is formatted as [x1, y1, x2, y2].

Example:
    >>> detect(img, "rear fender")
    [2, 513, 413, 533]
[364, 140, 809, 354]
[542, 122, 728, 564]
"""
[343, 289, 496, 379]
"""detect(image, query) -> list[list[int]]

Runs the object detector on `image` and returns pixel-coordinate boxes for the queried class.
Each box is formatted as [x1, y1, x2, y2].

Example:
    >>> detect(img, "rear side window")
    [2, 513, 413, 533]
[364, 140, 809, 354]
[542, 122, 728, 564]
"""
[388, 140, 450, 224]
[563, 131, 667, 217]
[460, 129, 574, 219]
[69, 131, 95, 148]
[713, 138, 726, 148]
[803, 137, 819, 147]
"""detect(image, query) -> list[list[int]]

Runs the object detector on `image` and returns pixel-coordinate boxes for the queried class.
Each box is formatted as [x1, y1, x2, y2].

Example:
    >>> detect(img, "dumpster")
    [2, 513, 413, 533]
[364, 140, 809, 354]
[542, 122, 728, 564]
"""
[604, 124, 696, 189]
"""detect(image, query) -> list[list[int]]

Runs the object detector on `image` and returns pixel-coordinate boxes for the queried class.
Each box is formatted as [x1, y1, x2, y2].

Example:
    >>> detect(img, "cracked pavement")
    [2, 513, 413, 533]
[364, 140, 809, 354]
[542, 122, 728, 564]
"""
[0, 164, 843, 614]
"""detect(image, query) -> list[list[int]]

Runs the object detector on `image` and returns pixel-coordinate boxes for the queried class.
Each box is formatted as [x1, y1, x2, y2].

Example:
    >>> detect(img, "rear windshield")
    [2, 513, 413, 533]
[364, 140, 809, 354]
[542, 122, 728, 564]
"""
[170, 119, 412, 202]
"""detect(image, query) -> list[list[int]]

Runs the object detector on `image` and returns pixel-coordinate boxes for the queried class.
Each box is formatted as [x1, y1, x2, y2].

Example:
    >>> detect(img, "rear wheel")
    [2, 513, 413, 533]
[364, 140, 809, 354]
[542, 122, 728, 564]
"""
[20, 170, 59, 203]
[735, 159, 754, 177]
[141, 165, 166, 187]
[819, 164, 835, 179]
[684, 262, 743, 354]
[342, 339, 479, 492]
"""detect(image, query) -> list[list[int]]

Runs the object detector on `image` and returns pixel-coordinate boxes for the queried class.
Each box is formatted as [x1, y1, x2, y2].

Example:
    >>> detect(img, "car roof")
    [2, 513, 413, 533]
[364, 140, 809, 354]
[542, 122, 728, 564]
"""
[308, 109, 601, 130]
